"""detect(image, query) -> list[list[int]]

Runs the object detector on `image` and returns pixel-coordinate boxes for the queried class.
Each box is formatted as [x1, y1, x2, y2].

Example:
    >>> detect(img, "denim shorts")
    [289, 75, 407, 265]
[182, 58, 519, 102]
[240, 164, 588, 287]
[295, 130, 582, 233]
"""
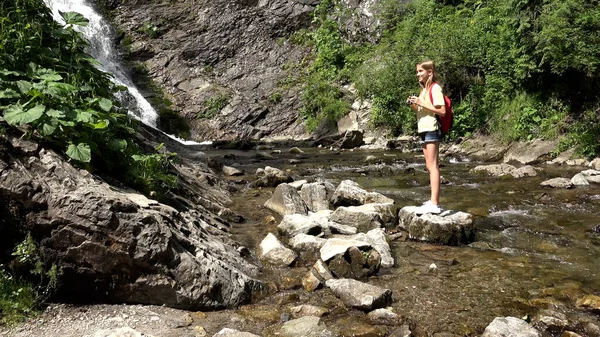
[419, 129, 441, 144]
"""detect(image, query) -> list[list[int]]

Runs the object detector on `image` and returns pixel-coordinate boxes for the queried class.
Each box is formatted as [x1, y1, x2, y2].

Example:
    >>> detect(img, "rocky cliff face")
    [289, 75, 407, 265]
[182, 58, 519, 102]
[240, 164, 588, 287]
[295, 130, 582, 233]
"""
[0, 126, 261, 310]
[108, 0, 317, 141]
[103, 0, 382, 142]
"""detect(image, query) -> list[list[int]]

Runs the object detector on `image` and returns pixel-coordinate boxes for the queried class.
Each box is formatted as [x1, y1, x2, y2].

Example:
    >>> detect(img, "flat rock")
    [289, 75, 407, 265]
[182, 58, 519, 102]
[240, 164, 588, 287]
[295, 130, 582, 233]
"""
[398, 207, 475, 245]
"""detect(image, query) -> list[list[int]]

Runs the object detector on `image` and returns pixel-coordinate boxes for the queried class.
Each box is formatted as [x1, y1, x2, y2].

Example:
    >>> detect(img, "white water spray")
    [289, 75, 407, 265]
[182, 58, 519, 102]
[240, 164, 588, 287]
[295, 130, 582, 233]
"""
[43, 0, 158, 127]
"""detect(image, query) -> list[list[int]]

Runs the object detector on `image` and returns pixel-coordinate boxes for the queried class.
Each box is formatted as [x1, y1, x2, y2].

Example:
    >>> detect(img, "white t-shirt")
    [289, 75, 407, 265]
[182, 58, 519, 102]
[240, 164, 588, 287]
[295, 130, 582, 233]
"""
[417, 83, 444, 133]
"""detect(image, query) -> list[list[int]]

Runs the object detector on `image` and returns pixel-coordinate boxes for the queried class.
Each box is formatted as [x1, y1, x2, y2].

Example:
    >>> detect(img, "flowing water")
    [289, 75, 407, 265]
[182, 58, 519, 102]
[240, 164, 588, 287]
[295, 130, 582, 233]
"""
[43, 0, 158, 126]
[214, 145, 600, 336]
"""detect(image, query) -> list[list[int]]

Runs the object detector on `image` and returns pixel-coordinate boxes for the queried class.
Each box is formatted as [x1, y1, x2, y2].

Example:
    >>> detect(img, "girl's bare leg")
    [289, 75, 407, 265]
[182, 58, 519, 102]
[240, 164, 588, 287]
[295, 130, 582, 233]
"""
[422, 142, 440, 205]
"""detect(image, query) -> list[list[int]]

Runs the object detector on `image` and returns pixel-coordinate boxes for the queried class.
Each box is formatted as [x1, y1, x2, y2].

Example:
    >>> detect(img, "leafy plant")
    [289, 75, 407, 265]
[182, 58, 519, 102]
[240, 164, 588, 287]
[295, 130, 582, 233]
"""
[198, 93, 230, 119]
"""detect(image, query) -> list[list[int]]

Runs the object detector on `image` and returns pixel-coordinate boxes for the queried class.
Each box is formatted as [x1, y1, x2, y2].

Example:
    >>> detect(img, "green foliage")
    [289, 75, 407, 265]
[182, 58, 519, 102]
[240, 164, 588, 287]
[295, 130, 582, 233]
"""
[344, 0, 600, 155]
[130, 143, 177, 198]
[198, 93, 230, 119]
[1, 234, 62, 325]
[300, 75, 350, 132]
[137, 21, 161, 38]
[0, 1, 177, 197]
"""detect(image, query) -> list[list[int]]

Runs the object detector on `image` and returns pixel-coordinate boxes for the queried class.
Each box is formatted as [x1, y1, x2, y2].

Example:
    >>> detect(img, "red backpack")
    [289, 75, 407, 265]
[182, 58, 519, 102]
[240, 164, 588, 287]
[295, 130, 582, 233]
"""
[428, 83, 453, 136]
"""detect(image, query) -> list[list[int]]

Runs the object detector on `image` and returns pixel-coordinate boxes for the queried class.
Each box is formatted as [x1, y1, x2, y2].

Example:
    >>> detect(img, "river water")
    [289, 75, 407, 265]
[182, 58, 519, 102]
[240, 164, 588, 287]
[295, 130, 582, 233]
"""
[209, 144, 600, 336]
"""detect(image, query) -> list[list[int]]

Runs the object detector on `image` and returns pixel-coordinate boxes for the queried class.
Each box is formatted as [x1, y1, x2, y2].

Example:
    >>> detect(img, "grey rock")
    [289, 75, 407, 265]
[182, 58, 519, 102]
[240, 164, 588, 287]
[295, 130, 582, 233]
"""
[0, 137, 260, 310]
[259, 233, 297, 266]
[503, 139, 559, 164]
[278, 316, 338, 337]
[482, 317, 542, 337]
[540, 177, 574, 189]
[367, 308, 402, 325]
[278, 214, 322, 237]
[264, 183, 308, 216]
[253, 166, 294, 187]
[398, 207, 475, 245]
[290, 304, 329, 318]
[325, 278, 392, 311]
[213, 328, 260, 337]
[222, 165, 244, 176]
[300, 182, 333, 212]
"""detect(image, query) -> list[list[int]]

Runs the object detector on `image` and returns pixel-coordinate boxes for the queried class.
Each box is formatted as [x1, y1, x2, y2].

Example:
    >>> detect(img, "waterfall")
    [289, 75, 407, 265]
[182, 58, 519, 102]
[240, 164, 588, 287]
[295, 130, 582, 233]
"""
[43, 0, 159, 127]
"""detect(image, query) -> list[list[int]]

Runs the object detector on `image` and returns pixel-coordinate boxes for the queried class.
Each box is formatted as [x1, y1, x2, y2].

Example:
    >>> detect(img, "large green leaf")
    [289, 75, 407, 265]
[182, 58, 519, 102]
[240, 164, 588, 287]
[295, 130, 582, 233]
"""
[41, 123, 57, 136]
[46, 109, 65, 118]
[66, 143, 91, 162]
[88, 119, 109, 129]
[75, 109, 95, 123]
[4, 104, 45, 125]
[59, 11, 89, 27]
[16, 80, 33, 94]
[98, 98, 113, 112]
[45, 82, 78, 97]
[0, 88, 20, 99]
[39, 73, 63, 82]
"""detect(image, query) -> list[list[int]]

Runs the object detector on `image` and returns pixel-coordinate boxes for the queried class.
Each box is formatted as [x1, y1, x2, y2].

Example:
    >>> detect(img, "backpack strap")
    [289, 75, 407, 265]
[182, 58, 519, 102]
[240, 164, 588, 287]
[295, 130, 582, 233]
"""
[428, 82, 442, 131]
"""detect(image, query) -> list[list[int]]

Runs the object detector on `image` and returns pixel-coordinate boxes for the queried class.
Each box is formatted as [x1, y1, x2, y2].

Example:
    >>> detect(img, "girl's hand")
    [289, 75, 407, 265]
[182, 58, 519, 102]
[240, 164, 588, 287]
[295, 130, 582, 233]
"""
[410, 96, 421, 106]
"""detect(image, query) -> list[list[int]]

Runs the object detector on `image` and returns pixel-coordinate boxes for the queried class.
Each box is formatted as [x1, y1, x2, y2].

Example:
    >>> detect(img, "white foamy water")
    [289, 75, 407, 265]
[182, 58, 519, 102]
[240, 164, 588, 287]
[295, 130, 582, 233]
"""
[43, 0, 158, 127]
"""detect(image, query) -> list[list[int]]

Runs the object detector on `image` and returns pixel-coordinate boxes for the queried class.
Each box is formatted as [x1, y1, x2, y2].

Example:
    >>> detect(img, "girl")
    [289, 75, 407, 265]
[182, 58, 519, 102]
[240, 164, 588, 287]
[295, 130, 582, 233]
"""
[407, 60, 446, 214]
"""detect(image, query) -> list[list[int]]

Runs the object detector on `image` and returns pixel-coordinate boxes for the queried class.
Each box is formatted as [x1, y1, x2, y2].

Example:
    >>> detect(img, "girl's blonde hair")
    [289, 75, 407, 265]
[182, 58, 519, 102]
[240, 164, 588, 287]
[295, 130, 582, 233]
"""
[418, 60, 439, 90]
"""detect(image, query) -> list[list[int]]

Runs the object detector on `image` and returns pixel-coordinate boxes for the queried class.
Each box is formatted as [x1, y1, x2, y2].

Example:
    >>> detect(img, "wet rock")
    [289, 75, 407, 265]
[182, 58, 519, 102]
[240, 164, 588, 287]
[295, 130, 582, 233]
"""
[471, 163, 516, 177]
[482, 317, 542, 337]
[541, 178, 574, 189]
[325, 278, 392, 311]
[300, 181, 335, 212]
[472, 164, 537, 178]
[213, 328, 260, 337]
[503, 139, 559, 164]
[289, 179, 308, 189]
[330, 206, 383, 232]
[576, 294, 600, 311]
[222, 165, 244, 176]
[512, 165, 538, 178]
[289, 147, 304, 154]
[290, 304, 329, 318]
[278, 214, 322, 237]
[264, 183, 308, 216]
[365, 155, 379, 163]
[252, 166, 293, 187]
[397, 207, 475, 245]
[327, 246, 381, 279]
[347, 228, 394, 268]
[571, 173, 590, 186]
[311, 259, 335, 281]
[367, 308, 402, 325]
[288, 233, 327, 252]
[451, 136, 509, 162]
[579, 169, 600, 184]
[389, 325, 412, 337]
[331, 180, 394, 207]
[278, 316, 338, 337]
[259, 233, 297, 266]
[320, 237, 371, 262]
[532, 310, 569, 332]
[340, 130, 364, 149]
[301, 271, 321, 291]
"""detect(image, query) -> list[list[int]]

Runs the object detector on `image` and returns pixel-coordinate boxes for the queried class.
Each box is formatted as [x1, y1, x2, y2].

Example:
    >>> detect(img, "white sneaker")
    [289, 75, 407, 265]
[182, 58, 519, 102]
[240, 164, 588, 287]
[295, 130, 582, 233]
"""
[415, 201, 441, 215]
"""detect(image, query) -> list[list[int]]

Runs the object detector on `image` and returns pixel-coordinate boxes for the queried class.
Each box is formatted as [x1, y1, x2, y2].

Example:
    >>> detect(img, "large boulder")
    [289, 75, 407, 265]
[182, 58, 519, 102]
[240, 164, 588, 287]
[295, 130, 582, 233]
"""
[397, 207, 475, 245]
[0, 134, 260, 310]
[264, 183, 308, 216]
